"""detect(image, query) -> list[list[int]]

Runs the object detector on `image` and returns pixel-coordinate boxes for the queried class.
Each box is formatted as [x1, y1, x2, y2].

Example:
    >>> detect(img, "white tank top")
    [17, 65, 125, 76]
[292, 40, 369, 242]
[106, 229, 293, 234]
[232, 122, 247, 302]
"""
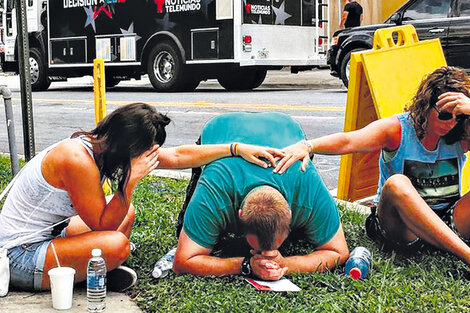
[0, 136, 94, 248]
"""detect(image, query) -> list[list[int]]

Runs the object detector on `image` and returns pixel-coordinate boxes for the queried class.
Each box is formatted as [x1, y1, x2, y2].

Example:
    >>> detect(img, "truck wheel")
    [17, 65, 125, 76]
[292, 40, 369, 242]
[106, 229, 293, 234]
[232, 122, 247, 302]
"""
[218, 67, 263, 91]
[340, 48, 365, 88]
[182, 77, 200, 92]
[147, 42, 185, 92]
[250, 68, 267, 89]
[29, 48, 51, 91]
[105, 76, 121, 88]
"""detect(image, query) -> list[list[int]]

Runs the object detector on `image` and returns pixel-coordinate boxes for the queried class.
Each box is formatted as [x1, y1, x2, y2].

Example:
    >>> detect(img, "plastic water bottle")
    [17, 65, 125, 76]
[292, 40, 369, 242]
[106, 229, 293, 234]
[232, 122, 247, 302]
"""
[152, 247, 177, 278]
[87, 248, 106, 312]
[345, 247, 372, 280]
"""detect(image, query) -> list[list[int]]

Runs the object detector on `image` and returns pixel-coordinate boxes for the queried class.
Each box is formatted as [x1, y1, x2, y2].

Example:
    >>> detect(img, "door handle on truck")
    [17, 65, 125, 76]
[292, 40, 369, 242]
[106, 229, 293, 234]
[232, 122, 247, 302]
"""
[429, 28, 445, 33]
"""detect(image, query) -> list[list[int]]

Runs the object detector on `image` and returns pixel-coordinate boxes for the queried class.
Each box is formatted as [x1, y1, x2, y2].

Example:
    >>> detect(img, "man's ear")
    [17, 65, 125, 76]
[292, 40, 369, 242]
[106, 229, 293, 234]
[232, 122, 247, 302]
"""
[238, 209, 243, 218]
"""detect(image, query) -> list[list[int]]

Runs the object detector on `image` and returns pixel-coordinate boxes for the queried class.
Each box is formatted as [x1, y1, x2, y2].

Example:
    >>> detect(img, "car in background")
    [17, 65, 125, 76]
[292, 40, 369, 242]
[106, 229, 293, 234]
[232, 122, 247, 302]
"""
[328, 0, 470, 87]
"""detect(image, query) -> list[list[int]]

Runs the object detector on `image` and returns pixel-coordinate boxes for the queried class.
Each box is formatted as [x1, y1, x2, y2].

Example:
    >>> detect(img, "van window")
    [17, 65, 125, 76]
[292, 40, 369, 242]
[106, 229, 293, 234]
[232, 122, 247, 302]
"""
[458, 1, 470, 16]
[402, 0, 451, 20]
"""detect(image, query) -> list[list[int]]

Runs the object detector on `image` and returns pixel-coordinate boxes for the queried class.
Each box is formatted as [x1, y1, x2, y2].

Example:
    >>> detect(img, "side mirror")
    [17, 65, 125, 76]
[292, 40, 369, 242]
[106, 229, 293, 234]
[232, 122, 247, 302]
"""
[390, 13, 401, 25]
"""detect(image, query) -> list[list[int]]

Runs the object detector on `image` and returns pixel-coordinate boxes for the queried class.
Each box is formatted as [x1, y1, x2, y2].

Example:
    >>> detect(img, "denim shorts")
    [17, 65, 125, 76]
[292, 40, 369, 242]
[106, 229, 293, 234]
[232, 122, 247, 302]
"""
[7, 240, 52, 291]
[365, 201, 469, 253]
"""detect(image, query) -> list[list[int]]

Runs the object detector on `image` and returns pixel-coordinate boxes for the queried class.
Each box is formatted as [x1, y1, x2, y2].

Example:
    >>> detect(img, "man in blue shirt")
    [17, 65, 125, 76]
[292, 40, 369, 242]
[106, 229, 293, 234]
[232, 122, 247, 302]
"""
[173, 112, 349, 280]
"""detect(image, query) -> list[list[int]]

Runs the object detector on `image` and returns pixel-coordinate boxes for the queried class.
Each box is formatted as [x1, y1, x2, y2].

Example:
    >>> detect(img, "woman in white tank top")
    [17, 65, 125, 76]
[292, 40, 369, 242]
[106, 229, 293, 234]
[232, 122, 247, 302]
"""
[0, 102, 284, 292]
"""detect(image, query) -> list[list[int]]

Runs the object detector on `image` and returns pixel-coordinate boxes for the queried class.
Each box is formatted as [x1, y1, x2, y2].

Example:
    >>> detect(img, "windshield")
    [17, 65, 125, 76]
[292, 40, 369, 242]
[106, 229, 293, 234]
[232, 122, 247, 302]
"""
[402, 0, 451, 21]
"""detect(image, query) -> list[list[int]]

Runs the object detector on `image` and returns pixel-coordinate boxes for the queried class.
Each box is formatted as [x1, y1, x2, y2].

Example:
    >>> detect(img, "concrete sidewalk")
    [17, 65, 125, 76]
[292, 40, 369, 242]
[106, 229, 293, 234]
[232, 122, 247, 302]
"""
[1, 289, 141, 313]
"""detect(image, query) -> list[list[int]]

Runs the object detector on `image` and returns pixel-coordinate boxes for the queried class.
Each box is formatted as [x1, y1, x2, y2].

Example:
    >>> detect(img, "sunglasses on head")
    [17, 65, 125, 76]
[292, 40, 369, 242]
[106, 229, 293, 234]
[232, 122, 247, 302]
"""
[432, 105, 454, 121]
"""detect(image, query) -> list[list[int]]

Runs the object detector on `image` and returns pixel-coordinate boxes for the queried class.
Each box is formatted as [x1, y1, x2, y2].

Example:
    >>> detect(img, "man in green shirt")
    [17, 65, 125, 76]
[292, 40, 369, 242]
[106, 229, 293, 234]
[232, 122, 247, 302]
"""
[173, 112, 349, 280]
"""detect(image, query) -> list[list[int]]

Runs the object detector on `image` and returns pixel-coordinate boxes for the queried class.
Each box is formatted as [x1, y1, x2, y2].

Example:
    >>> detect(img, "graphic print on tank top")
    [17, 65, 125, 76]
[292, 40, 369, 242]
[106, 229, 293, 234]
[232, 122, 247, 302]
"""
[403, 158, 459, 206]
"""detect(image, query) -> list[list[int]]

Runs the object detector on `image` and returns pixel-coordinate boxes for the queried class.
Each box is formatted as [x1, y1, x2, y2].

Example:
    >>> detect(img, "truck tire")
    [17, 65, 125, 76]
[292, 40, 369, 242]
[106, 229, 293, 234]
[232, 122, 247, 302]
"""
[340, 48, 366, 88]
[250, 68, 267, 89]
[29, 48, 51, 91]
[105, 76, 121, 88]
[182, 77, 200, 92]
[147, 42, 185, 92]
[217, 68, 265, 91]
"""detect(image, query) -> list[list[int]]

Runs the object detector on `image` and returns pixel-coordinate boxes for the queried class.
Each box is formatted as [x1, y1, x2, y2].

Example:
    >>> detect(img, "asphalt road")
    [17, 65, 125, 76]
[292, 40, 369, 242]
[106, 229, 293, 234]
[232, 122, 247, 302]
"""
[0, 71, 347, 190]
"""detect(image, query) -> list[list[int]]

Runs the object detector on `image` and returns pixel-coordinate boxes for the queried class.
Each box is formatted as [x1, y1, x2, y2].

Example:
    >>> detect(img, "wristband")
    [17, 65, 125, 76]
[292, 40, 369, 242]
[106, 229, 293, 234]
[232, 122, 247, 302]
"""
[233, 143, 239, 156]
[302, 140, 313, 153]
[230, 143, 235, 156]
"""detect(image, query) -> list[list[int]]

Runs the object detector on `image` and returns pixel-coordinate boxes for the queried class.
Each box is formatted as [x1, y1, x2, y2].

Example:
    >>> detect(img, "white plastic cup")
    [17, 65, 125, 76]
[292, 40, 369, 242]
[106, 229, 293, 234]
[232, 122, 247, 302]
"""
[48, 267, 76, 310]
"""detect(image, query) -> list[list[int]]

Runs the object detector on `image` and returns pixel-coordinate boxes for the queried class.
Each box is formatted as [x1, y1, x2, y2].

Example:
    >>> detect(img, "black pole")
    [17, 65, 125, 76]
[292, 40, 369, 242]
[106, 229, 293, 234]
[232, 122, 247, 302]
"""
[14, 0, 35, 160]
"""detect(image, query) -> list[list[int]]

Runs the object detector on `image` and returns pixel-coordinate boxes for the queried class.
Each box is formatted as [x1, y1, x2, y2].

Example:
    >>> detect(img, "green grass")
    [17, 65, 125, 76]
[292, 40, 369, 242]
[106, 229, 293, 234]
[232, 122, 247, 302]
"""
[1, 156, 469, 312]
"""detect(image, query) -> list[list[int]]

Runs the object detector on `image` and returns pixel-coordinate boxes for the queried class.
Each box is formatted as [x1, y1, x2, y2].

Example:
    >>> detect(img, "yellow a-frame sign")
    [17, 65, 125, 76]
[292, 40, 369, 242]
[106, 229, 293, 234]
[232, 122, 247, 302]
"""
[336, 25, 470, 202]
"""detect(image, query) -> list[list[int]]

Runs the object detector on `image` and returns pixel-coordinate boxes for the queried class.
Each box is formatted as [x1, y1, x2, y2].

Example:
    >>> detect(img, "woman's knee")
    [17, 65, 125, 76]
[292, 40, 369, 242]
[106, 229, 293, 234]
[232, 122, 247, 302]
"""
[103, 232, 130, 263]
[382, 174, 413, 198]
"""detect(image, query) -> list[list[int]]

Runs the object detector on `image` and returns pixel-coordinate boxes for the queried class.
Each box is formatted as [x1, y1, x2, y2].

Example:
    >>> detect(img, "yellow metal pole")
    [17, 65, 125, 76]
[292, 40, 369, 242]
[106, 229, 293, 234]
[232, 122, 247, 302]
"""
[93, 59, 106, 124]
[93, 59, 112, 195]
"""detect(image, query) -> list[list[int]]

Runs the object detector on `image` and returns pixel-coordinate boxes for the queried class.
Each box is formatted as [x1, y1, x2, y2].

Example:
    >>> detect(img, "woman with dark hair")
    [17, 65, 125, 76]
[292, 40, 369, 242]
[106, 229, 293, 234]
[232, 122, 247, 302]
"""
[275, 66, 470, 265]
[0, 103, 283, 292]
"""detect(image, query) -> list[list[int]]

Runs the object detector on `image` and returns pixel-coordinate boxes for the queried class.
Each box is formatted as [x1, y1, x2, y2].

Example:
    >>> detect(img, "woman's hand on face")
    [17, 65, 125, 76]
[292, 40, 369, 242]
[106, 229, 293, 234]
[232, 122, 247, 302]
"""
[236, 144, 285, 169]
[130, 144, 160, 182]
[438, 92, 470, 116]
[273, 141, 310, 174]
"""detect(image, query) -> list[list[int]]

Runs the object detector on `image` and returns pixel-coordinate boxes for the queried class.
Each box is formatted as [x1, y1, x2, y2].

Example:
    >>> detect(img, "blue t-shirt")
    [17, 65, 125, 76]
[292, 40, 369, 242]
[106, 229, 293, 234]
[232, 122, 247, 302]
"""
[183, 112, 340, 249]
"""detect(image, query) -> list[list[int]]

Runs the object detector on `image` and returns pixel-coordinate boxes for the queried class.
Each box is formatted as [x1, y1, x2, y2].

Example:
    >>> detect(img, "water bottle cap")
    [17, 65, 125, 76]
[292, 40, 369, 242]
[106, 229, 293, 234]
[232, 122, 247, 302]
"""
[152, 268, 163, 278]
[349, 267, 362, 280]
[91, 248, 102, 257]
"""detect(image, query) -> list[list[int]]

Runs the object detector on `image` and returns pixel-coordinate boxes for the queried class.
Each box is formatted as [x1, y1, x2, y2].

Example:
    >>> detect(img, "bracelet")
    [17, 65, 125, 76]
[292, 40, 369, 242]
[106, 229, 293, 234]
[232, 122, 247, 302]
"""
[229, 143, 240, 156]
[302, 140, 313, 153]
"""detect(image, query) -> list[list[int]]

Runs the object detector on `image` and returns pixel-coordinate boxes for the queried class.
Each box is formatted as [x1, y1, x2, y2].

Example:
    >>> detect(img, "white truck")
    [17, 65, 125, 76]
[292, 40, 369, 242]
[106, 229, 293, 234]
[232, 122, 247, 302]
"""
[1, 0, 330, 91]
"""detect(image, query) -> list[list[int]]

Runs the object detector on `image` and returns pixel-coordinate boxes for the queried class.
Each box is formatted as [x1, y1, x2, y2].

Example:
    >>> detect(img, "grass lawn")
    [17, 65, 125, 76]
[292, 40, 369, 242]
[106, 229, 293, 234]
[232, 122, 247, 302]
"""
[1, 156, 469, 312]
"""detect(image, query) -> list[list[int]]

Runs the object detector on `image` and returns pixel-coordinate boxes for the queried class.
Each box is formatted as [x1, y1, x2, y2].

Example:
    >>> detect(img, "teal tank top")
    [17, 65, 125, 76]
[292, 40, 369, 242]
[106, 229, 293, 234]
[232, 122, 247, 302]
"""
[376, 112, 466, 210]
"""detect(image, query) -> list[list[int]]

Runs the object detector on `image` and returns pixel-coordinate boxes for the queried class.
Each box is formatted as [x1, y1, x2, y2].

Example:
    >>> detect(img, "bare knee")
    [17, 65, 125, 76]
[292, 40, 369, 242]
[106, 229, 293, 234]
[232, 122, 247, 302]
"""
[382, 174, 414, 200]
[103, 232, 130, 265]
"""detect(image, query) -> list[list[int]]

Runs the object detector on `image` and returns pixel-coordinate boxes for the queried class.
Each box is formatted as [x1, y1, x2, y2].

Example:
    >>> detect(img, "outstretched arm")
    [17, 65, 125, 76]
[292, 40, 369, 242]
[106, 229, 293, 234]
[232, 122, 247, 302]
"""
[173, 229, 286, 280]
[250, 225, 349, 275]
[274, 115, 401, 173]
[173, 229, 242, 276]
[157, 143, 284, 169]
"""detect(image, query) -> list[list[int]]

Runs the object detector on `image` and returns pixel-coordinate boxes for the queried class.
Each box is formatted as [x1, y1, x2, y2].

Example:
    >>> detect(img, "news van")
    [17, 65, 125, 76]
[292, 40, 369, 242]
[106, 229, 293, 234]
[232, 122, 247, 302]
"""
[1, 0, 330, 91]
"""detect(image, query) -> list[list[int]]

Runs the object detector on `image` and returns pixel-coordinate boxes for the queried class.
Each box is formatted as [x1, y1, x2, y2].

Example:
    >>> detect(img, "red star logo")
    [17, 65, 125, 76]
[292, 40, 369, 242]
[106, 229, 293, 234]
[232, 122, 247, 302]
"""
[93, 5, 113, 19]
[155, 0, 165, 13]
[245, 4, 251, 13]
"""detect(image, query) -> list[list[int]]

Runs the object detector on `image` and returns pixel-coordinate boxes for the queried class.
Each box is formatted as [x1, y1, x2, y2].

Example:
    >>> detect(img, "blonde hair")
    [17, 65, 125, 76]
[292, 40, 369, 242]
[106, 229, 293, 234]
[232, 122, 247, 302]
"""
[240, 186, 291, 250]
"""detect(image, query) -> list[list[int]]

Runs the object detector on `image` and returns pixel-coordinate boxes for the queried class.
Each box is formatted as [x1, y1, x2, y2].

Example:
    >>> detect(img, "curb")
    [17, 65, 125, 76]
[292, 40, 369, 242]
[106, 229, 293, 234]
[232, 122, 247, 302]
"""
[0, 70, 344, 91]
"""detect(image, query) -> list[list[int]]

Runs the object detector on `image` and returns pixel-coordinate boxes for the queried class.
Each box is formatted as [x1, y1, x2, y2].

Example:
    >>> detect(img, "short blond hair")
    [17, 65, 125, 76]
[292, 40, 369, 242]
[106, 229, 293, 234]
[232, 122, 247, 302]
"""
[240, 186, 291, 250]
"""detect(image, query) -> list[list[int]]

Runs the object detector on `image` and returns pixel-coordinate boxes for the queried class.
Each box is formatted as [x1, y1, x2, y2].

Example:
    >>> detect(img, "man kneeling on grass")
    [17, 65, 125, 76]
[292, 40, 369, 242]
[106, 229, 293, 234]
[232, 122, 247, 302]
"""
[172, 112, 349, 280]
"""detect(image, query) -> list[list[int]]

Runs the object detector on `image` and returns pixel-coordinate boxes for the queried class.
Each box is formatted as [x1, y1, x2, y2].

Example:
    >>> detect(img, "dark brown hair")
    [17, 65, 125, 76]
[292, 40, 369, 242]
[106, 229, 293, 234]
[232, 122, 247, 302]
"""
[72, 103, 171, 203]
